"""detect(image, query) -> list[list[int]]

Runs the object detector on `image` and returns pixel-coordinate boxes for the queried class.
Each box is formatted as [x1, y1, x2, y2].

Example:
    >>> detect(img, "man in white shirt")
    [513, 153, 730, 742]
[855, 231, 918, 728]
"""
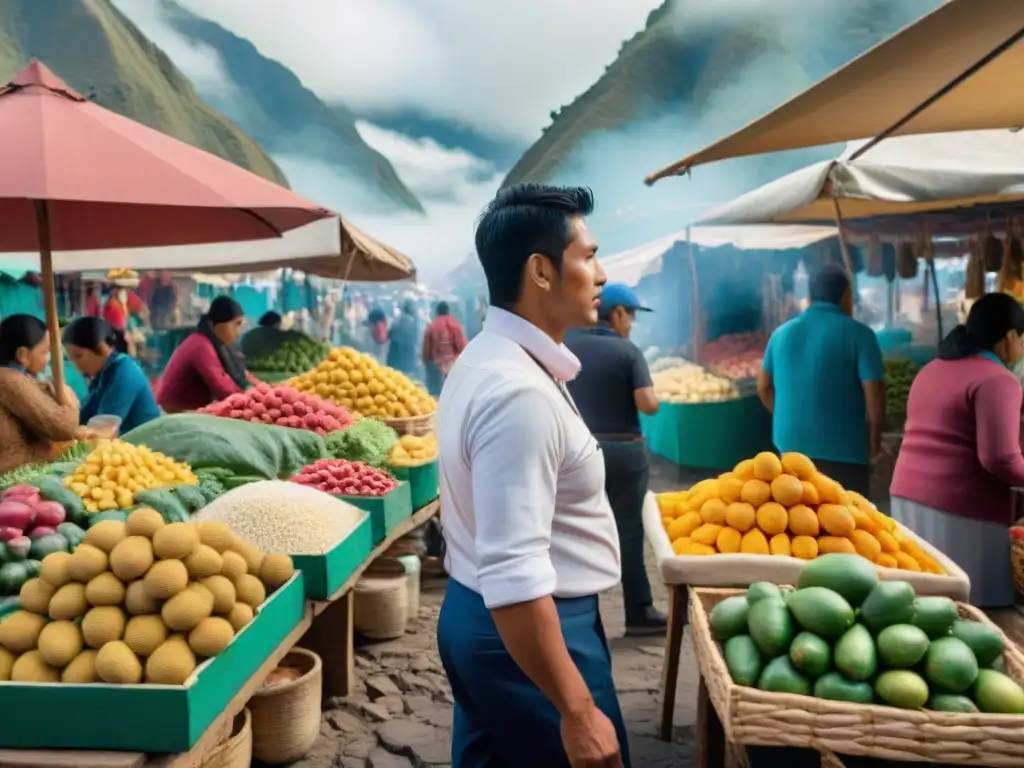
[436, 183, 628, 767]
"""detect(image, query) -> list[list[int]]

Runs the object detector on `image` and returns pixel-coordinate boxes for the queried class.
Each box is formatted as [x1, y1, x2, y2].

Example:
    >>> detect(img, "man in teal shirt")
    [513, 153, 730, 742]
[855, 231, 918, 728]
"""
[757, 265, 885, 495]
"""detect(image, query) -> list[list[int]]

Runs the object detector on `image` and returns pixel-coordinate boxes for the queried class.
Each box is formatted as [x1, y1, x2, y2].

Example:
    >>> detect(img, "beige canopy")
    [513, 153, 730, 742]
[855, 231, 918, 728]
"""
[645, 0, 1024, 184]
[195, 216, 416, 282]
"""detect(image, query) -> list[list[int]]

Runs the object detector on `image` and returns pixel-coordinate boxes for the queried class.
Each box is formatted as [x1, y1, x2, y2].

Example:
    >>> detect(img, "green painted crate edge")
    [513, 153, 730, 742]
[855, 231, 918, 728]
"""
[333, 482, 412, 543]
[640, 396, 773, 471]
[292, 513, 373, 599]
[391, 460, 439, 509]
[0, 571, 306, 753]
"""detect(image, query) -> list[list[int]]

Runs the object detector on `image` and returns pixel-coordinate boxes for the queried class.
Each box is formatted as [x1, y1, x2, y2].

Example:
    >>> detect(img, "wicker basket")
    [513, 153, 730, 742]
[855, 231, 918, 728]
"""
[689, 587, 1024, 765]
[1010, 538, 1024, 600]
[201, 708, 252, 768]
[384, 412, 435, 437]
[354, 569, 409, 640]
[249, 648, 323, 765]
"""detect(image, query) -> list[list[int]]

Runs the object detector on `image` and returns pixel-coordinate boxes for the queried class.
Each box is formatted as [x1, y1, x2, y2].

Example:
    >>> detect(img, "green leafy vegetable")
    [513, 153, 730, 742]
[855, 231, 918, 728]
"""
[196, 471, 227, 503]
[324, 419, 399, 468]
[122, 414, 328, 480]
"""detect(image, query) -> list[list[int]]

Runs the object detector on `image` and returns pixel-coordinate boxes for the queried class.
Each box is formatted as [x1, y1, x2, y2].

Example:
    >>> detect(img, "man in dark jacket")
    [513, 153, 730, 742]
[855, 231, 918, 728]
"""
[566, 283, 665, 635]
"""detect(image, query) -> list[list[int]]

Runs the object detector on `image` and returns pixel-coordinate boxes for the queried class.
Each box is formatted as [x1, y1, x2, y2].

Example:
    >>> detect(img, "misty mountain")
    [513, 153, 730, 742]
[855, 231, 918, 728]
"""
[504, 0, 943, 237]
[149, 0, 424, 214]
[350, 108, 530, 171]
[0, 0, 286, 185]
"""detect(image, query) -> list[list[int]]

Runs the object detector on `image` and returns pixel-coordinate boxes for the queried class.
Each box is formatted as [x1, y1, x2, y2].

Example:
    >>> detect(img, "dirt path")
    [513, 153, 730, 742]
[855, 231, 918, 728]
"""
[286, 459, 699, 767]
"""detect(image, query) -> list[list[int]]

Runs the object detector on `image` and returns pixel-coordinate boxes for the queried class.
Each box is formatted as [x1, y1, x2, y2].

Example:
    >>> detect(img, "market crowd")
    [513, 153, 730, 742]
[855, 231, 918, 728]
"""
[2, 181, 1024, 766]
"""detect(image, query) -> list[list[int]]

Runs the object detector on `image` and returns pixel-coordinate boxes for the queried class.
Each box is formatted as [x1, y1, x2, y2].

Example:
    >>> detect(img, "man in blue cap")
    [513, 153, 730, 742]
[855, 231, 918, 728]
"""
[566, 283, 665, 635]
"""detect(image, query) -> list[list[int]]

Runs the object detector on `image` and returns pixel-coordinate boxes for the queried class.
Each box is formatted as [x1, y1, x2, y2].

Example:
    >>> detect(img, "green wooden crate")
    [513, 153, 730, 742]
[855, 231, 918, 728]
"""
[291, 513, 373, 599]
[333, 482, 412, 543]
[0, 572, 306, 753]
[390, 460, 439, 510]
[640, 396, 773, 471]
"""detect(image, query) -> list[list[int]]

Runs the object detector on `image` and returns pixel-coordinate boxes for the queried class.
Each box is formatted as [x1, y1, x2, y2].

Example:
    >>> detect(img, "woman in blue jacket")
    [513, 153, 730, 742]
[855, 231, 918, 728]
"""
[62, 317, 160, 434]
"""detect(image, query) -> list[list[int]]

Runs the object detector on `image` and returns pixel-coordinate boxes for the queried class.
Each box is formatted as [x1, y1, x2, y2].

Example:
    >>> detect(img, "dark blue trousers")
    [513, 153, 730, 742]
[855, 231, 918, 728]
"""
[437, 578, 631, 767]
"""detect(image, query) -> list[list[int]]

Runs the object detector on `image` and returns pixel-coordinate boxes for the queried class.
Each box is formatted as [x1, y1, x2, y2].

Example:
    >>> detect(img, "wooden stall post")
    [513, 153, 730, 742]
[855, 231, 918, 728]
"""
[300, 591, 355, 698]
[659, 584, 689, 741]
[35, 200, 66, 404]
[829, 196, 855, 277]
[687, 229, 702, 361]
[927, 244, 944, 341]
[695, 677, 726, 768]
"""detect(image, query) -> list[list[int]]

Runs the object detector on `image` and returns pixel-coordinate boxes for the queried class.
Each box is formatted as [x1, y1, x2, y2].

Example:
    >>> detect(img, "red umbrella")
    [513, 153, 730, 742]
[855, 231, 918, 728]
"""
[0, 59, 335, 399]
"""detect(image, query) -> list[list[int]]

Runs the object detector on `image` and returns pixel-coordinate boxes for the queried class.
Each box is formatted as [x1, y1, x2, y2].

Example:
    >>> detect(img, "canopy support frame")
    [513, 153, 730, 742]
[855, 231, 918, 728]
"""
[848, 25, 1024, 162]
[34, 199, 66, 404]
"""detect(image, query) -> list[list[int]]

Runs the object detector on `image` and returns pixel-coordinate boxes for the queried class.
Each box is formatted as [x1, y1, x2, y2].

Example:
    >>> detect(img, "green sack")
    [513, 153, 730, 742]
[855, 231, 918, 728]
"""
[122, 414, 327, 480]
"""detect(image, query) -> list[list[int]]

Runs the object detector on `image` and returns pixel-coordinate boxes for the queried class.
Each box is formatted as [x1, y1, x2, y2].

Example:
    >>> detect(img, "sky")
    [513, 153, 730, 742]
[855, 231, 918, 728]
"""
[167, 0, 663, 141]
[113, 0, 937, 284]
[115, 0, 665, 281]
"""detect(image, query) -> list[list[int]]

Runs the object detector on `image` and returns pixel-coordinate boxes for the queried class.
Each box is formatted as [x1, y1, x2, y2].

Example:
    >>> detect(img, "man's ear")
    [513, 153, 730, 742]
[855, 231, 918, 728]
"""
[525, 253, 553, 292]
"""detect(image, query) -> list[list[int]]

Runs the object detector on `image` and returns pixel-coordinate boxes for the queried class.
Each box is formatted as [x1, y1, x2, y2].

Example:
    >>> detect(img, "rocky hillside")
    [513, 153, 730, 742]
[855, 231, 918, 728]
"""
[146, 0, 424, 214]
[0, 0, 287, 186]
[504, 0, 942, 188]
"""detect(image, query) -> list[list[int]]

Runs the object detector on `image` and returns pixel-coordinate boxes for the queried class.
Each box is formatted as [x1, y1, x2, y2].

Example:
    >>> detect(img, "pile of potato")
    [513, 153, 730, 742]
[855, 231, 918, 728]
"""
[0, 509, 294, 685]
[388, 433, 438, 466]
[652, 362, 740, 404]
[287, 347, 435, 419]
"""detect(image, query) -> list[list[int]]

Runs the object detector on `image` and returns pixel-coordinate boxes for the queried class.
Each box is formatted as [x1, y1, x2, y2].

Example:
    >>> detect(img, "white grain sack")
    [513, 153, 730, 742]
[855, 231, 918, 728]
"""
[196, 480, 366, 554]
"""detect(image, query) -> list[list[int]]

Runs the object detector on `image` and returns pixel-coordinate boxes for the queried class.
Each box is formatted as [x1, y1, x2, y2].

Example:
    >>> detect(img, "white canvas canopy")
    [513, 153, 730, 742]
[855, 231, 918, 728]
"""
[600, 225, 837, 287]
[3, 216, 417, 283]
[695, 129, 1024, 228]
[645, 0, 1024, 183]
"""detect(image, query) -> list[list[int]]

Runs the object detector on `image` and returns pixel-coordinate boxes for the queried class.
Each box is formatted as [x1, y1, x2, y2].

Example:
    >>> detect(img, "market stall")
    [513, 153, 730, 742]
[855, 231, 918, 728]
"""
[0, 344, 441, 765]
[602, 226, 837, 472]
[688, 127, 1024, 492]
[639, 449, 1015, 765]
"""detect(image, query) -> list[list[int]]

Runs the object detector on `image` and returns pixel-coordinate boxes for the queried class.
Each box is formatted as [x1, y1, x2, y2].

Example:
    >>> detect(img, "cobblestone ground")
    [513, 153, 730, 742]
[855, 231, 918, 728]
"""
[285, 457, 699, 767]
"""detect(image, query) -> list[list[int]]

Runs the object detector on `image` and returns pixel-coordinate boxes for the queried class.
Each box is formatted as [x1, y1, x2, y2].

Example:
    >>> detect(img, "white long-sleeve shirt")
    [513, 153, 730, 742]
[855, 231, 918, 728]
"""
[436, 307, 621, 609]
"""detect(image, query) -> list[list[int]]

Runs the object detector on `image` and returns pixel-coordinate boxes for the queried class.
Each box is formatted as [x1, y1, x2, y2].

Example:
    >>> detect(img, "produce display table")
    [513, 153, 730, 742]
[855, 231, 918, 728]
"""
[0, 500, 441, 768]
[302, 500, 440, 698]
[690, 587, 1024, 768]
[641, 396, 773, 472]
[643, 493, 972, 744]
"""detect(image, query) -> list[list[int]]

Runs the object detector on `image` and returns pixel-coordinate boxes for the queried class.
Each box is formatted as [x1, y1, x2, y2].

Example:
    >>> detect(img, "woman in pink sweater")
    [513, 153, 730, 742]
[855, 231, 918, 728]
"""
[156, 296, 260, 413]
[891, 293, 1024, 607]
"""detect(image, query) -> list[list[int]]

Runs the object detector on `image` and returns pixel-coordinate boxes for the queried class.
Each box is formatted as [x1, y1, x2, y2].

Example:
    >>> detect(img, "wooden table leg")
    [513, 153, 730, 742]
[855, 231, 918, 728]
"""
[696, 676, 726, 768]
[659, 584, 688, 741]
[300, 591, 355, 697]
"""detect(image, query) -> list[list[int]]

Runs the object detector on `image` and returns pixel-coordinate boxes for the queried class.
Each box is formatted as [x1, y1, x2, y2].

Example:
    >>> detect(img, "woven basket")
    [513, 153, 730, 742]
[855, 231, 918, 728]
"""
[249, 648, 323, 765]
[201, 708, 252, 768]
[1010, 538, 1024, 599]
[354, 571, 409, 640]
[384, 412, 435, 437]
[689, 587, 1024, 765]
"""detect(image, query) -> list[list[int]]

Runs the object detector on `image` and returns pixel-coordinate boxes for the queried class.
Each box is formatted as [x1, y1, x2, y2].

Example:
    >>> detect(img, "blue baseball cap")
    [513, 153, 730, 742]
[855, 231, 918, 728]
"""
[599, 283, 652, 313]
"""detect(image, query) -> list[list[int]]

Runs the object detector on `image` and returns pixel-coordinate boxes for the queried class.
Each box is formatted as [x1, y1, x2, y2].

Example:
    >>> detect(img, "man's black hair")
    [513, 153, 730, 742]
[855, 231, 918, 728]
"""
[258, 311, 282, 328]
[809, 264, 851, 305]
[474, 183, 595, 309]
[435, 301, 450, 316]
